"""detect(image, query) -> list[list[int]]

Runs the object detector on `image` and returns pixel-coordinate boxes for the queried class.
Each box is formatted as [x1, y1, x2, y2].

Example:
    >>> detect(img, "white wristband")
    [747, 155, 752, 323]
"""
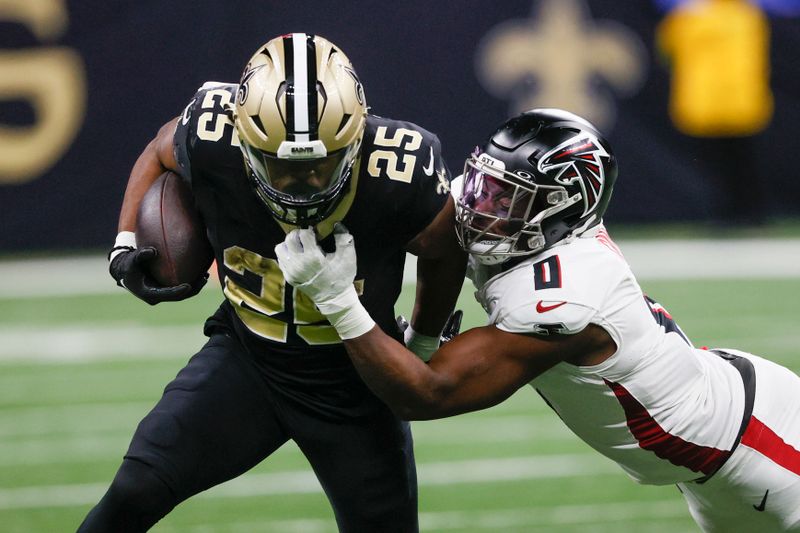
[403, 326, 440, 362]
[109, 231, 137, 262]
[314, 285, 375, 340]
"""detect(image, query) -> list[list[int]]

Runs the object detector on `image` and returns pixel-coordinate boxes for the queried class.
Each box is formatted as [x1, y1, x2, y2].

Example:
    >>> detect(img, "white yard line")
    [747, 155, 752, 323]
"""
[407, 238, 800, 281]
[417, 500, 688, 531]
[0, 453, 619, 510]
[155, 500, 690, 533]
[2, 321, 799, 364]
[615, 238, 800, 280]
[0, 402, 155, 437]
[0, 255, 115, 298]
[0, 238, 798, 299]
[0, 323, 202, 362]
[0, 403, 563, 441]
[0, 411, 574, 465]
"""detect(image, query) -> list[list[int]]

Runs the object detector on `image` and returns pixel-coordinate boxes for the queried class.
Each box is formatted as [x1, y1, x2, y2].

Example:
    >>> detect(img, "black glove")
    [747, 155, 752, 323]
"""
[108, 246, 207, 305]
[440, 310, 463, 345]
[395, 309, 464, 345]
[396, 315, 410, 335]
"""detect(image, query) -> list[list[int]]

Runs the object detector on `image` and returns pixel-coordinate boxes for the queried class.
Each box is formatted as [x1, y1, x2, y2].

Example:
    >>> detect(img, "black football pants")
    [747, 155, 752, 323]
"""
[76, 332, 418, 532]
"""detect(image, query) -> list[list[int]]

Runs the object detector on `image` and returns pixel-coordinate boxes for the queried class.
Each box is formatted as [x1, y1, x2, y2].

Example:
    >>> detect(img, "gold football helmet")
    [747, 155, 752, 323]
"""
[234, 33, 368, 226]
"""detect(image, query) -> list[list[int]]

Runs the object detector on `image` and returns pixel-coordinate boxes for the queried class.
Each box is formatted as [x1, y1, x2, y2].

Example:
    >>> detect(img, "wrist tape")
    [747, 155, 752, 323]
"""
[314, 284, 375, 340]
[109, 231, 137, 262]
[403, 326, 440, 362]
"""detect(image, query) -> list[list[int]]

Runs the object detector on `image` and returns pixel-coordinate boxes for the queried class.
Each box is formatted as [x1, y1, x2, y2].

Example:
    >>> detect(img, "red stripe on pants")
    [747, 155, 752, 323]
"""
[741, 416, 800, 475]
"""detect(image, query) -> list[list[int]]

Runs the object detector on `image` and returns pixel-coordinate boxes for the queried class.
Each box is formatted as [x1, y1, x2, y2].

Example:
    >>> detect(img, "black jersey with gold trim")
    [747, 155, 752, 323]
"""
[174, 82, 450, 356]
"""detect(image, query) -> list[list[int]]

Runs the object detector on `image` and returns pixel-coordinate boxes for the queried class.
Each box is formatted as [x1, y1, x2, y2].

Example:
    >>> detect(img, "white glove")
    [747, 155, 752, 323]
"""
[275, 224, 375, 339]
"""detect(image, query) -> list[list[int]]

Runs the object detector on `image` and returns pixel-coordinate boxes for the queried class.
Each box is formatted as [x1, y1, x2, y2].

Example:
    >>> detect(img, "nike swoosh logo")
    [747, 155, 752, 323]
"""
[753, 489, 769, 512]
[423, 147, 434, 176]
[536, 301, 567, 313]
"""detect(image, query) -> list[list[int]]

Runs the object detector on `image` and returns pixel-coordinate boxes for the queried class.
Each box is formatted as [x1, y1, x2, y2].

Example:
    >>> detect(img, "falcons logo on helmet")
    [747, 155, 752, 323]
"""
[538, 134, 609, 217]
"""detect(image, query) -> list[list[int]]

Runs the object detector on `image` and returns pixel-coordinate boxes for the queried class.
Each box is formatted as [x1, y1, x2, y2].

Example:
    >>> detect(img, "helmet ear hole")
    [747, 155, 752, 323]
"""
[526, 234, 545, 251]
[547, 190, 567, 205]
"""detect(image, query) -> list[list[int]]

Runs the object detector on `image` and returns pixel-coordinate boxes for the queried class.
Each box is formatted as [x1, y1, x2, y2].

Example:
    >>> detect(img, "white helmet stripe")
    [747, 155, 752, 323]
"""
[291, 33, 311, 142]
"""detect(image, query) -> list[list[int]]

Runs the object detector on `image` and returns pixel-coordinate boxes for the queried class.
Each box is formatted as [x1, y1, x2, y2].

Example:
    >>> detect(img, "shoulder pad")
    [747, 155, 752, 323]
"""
[477, 242, 627, 336]
[174, 82, 240, 178]
[362, 115, 449, 188]
[356, 115, 452, 243]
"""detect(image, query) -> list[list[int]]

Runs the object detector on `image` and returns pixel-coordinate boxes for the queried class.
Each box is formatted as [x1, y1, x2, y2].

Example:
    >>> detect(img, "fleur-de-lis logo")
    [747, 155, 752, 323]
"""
[475, 0, 646, 130]
[237, 63, 263, 106]
[343, 65, 365, 105]
[435, 166, 450, 195]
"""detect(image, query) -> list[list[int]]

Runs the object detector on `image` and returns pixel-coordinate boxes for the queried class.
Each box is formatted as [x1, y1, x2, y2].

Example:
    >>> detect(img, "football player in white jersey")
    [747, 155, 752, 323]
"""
[275, 109, 800, 532]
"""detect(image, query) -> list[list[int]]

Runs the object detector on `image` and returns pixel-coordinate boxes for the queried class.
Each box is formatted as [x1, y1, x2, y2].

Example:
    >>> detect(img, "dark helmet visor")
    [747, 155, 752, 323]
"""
[242, 143, 351, 202]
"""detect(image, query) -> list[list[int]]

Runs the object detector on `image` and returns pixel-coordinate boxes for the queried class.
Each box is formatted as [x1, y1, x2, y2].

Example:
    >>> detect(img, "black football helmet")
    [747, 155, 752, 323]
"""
[456, 109, 617, 265]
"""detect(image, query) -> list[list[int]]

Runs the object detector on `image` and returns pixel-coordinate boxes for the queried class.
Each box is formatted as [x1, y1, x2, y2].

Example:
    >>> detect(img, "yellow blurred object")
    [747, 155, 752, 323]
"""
[657, 0, 773, 137]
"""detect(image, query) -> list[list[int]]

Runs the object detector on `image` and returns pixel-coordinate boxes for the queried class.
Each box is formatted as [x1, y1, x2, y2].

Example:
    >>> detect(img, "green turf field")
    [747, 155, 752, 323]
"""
[1, 275, 799, 532]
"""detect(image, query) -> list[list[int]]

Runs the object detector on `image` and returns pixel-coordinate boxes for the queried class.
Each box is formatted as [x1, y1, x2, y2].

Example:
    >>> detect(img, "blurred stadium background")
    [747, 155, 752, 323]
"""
[2, 1, 799, 531]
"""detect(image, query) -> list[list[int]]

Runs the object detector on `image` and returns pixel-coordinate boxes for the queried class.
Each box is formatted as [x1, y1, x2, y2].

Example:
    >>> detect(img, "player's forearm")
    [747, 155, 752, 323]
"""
[344, 328, 449, 420]
[410, 251, 467, 336]
[118, 143, 169, 231]
[118, 119, 179, 232]
[404, 197, 467, 337]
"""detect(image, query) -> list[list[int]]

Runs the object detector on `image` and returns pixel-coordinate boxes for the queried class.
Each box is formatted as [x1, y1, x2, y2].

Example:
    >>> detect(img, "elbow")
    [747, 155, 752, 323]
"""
[387, 382, 452, 421]
[391, 404, 430, 421]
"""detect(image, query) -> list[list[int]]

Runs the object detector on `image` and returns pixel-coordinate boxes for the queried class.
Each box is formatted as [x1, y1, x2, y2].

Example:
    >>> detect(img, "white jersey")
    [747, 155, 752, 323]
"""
[471, 226, 800, 530]
[472, 226, 746, 485]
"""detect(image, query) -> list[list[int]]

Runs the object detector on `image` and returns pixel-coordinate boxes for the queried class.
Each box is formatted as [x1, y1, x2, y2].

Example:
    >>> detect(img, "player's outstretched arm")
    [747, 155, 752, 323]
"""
[275, 226, 611, 419]
[342, 322, 561, 420]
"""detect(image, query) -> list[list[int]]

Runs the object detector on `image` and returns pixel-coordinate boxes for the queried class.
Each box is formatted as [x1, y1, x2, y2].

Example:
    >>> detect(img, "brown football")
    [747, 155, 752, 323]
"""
[136, 171, 214, 286]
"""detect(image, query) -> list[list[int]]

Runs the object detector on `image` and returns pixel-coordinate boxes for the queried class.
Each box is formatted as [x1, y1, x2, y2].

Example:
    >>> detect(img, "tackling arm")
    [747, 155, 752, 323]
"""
[274, 226, 617, 420]
[343, 323, 561, 420]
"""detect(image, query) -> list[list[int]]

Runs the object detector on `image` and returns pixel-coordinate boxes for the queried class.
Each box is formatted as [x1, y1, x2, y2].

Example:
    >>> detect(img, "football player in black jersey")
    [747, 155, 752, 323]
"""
[79, 34, 466, 532]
